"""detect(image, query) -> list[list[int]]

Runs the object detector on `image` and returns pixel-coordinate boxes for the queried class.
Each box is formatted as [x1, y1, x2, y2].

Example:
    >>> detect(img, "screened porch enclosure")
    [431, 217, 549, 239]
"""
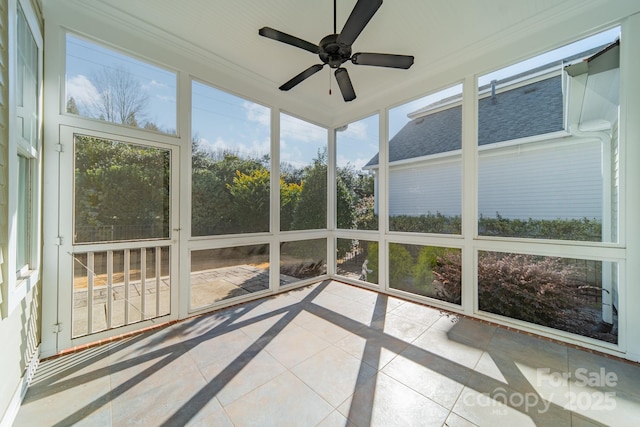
[51, 24, 624, 356]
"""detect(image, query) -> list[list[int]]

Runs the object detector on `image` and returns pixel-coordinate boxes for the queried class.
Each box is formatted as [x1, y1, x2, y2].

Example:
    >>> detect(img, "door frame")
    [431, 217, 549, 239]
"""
[54, 125, 181, 351]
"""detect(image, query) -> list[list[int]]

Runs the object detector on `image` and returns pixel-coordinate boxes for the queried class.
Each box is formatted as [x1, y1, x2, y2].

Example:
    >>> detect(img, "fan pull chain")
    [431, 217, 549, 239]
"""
[329, 68, 332, 95]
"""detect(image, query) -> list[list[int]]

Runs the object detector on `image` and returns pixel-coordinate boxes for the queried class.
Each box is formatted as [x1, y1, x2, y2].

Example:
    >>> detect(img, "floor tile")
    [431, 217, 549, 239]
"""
[335, 326, 409, 370]
[14, 373, 112, 427]
[109, 343, 202, 395]
[186, 327, 254, 370]
[387, 300, 443, 327]
[412, 326, 485, 369]
[199, 349, 287, 406]
[454, 372, 572, 427]
[297, 312, 354, 343]
[431, 316, 497, 350]
[223, 371, 333, 427]
[292, 346, 377, 407]
[316, 410, 357, 427]
[488, 328, 569, 372]
[110, 370, 222, 426]
[368, 311, 431, 343]
[445, 411, 479, 427]
[338, 372, 450, 427]
[14, 281, 640, 426]
[568, 347, 640, 397]
[263, 323, 331, 368]
[382, 344, 471, 408]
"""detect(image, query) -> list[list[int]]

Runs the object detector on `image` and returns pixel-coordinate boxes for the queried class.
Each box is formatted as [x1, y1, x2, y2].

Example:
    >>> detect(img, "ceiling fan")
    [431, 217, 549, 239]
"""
[259, 0, 414, 102]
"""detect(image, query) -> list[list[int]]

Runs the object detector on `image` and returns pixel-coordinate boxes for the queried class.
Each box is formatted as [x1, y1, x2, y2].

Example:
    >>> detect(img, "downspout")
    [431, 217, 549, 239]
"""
[568, 122, 615, 325]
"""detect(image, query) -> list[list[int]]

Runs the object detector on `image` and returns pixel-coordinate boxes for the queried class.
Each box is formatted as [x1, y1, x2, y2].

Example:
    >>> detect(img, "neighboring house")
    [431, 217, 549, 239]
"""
[364, 43, 619, 231]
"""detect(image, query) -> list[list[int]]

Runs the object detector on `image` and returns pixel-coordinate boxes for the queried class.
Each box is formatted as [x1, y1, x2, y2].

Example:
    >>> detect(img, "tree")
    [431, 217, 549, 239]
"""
[66, 96, 80, 115]
[227, 168, 270, 233]
[91, 66, 149, 126]
[74, 135, 170, 242]
[290, 150, 327, 231]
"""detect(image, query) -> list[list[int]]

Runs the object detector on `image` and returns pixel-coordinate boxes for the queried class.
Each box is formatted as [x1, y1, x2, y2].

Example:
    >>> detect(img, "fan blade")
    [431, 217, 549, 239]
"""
[279, 64, 325, 91]
[352, 52, 414, 69]
[259, 27, 319, 54]
[336, 0, 383, 47]
[334, 68, 356, 102]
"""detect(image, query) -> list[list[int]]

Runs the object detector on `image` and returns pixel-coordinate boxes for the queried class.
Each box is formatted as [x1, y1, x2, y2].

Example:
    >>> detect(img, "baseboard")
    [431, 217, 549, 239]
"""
[0, 345, 40, 427]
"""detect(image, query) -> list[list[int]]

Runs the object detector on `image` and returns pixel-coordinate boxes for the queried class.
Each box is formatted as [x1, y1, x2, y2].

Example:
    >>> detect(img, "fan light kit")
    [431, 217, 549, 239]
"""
[259, 0, 414, 102]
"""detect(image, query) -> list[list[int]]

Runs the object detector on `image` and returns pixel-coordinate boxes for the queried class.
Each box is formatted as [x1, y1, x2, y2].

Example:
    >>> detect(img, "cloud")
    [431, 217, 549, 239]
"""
[340, 121, 368, 140]
[155, 94, 176, 102]
[199, 135, 270, 159]
[337, 154, 370, 170]
[281, 114, 327, 143]
[66, 74, 100, 109]
[148, 79, 169, 89]
[244, 101, 270, 127]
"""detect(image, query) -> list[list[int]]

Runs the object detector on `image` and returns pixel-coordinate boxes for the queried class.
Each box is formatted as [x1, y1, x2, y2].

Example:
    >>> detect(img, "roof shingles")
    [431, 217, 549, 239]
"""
[365, 76, 564, 167]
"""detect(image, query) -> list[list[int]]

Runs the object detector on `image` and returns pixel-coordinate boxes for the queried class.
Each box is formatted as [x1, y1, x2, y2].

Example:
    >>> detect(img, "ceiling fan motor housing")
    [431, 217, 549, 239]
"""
[319, 34, 352, 68]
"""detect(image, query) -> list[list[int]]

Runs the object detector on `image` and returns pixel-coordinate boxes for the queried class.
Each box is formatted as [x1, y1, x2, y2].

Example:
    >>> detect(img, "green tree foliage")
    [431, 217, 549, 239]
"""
[289, 150, 328, 231]
[337, 164, 375, 231]
[74, 135, 170, 242]
[227, 168, 270, 233]
[388, 243, 415, 286]
[365, 242, 379, 284]
[191, 144, 267, 236]
[280, 178, 303, 229]
[413, 246, 447, 295]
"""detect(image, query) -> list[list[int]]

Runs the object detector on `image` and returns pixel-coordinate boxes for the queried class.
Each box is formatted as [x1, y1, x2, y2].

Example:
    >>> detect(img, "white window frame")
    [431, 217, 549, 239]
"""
[4, 0, 43, 315]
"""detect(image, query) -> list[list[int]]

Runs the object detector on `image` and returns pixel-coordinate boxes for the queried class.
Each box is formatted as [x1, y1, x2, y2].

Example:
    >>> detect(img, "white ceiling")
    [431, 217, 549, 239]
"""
[46, 0, 639, 126]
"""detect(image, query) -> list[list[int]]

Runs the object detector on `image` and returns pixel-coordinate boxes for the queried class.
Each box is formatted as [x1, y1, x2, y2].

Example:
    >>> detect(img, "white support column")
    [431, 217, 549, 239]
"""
[378, 107, 389, 292]
[620, 12, 640, 362]
[327, 126, 337, 277]
[177, 70, 191, 319]
[461, 76, 478, 315]
[270, 108, 281, 293]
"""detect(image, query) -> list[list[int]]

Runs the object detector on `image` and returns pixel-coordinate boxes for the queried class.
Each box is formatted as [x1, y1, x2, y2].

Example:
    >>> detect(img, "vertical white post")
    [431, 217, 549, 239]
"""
[378, 108, 388, 291]
[327, 125, 337, 277]
[106, 250, 113, 329]
[124, 248, 130, 324]
[621, 14, 640, 361]
[87, 252, 94, 334]
[271, 108, 281, 293]
[462, 76, 479, 315]
[155, 246, 161, 317]
[140, 248, 146, 320]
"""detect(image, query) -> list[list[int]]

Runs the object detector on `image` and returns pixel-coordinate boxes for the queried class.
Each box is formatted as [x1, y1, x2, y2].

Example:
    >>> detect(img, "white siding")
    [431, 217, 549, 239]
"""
[388, 158, 462, 217]
[478, 138, 603, 220]
[382, 137, 604, 222]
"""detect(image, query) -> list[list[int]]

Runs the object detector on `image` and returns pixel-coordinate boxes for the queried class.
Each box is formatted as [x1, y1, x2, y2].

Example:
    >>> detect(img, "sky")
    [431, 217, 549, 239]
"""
[66, 26, 620, 172]
[66, 34, 337, 170]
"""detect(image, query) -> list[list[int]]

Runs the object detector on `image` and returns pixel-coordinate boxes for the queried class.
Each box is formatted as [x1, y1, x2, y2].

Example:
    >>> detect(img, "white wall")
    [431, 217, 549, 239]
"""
[478, 137, 603, 220]
[384, 136, 603, 222]
[388, 158, 461, 217]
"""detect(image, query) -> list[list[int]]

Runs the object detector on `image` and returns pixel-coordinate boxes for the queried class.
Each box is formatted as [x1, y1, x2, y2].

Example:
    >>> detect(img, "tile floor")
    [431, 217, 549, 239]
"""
[14, 280, 640, 426]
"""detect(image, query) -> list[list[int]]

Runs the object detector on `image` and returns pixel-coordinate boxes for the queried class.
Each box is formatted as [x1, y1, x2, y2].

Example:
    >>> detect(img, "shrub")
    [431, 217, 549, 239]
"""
[431, 250, 462, 304]
[478, 214, 602, 241]
[389, 213, 461, 234]
[413, 246, 446, 297]
[366, 242, 379, 284]
[477, 252, 579, 327]
[388, 243, 415, 286]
